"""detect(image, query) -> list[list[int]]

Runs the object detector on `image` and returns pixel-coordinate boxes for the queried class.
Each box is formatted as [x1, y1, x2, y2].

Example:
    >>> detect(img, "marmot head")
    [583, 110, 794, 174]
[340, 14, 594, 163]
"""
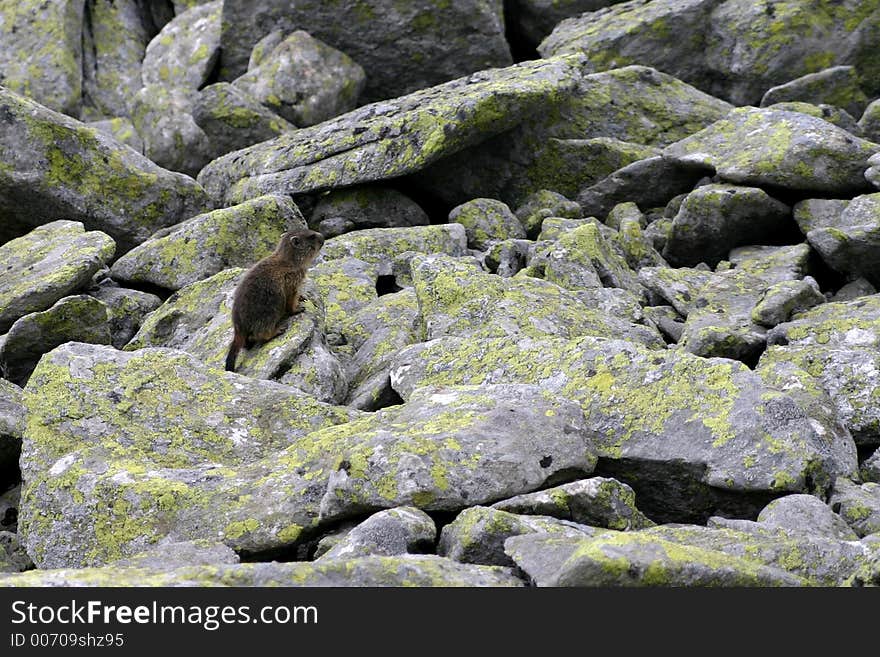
[276, 228, 325, 266]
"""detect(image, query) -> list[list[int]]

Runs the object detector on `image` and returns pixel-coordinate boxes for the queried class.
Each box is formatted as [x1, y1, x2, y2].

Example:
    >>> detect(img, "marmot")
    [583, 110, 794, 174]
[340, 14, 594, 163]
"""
[225, 228, 325, 372]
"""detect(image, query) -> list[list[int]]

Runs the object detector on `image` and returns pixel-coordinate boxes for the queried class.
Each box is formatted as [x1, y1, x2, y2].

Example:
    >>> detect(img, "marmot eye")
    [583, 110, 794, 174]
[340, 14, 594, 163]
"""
[291, 236, 300, 245]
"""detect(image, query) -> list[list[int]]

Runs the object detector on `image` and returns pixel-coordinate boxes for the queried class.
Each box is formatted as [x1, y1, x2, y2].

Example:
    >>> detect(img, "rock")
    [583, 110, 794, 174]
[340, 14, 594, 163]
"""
[112, 540, 239, 570]
[0, 554, 523, 587]
[829, 478, 880, 537]
[438, 506, 595, 567]
[86, 117, 144, 153]
[577, 156, 705, 221]
[88, 283, 162, 349]
[233, 31, 365, 127]
[728, 244, 812, 285]
[859, 99, 880, 143]
[757, 494, 858, 541]
[505, 532, 806, 586]
[760, 66, 869, 118]
[0, 0, 85, 115]
[765, 102, 863, 136]
[111, 195, 306, 291]
[411, 253, 663, 347]
[662, 184, 792, 268]
[662, 107, 879, 195]
[535, 218, 591, 242]
[767, 293, 880, 349]
[127, 269, 345, 402]
[507, 0, 629, 49]
[868, 152, 880, 190]
[0, 382, 24, 486]
[317, 225, 467, 276]
[316, 507, 435, 560]
[309, 187, 430, 239]
[642, 305, 684, 342]
[0, 485, 19, 533]
[247, 30, 286, 70]
[141, 1, 221, 91]
[449, 199, 526, 250]
[613, 213, 667, 270]
[0, 87, 209, 251]
[793, 198, 850, 233]
[129, 85, 212, 177]
[0, 295, 111, 386]
[643, 218, 673, 256]
[804, 193, 880, 286]
[309, 257, 380, 354]
[0, 532, 32, 573]
[751, 279, 825, 327]
[637, 265, 714, 316]
[492, 477, 655, 530]
[862, 448, 880, 482]
[80, 0, 151, 120]
[833, 278, 876, 302]
[515, 190, 582, 239]
[198, 55, 586, 204]
[0, 221, 115, 333]
[219, 0, 512, 102]
[391, 335, 857, 522]
[192, 83, 294, 160]
[19, 342, 358, 567]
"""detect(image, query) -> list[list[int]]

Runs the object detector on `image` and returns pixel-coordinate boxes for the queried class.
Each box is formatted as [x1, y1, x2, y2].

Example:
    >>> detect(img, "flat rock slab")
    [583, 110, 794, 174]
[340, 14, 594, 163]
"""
[663, 107, 879, 195]
[0, 554, 523, 587]
[0, 221, 114, 333]
[0, 87, 209, 251]
[391, 335, 857, 521]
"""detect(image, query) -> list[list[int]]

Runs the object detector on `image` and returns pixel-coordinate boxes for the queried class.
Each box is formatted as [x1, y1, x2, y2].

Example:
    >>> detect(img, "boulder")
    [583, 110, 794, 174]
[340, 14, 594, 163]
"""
[804, 193, 880, 286]
[316, 507, 435, 560]
[309, 187, 430, 239]
[448, 199, 526, 250]
[760, 67, 869, 119]
[829, 478, 880, 537]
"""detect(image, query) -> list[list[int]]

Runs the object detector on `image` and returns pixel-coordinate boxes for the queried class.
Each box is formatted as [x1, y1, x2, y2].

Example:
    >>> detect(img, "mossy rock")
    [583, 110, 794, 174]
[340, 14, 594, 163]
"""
[804, 193, 880, 286]
[828, 478, 880, 537]
[448, 198, 525, 250]
[309, 186, 430, 238]
[315, 507, 435, 561]
[760, 66, 869, 118]
[87, 117, 145, 153]
[767, 292, 880, 348]
[89, 283, 162, 349]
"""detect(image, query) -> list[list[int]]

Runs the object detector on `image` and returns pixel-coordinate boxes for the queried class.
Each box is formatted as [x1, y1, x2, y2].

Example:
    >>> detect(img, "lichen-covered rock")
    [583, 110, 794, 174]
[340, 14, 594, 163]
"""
[663, 184, 791, 268]
[491, 477, 655, 530]
[863, 448, 880, 482]
[411, 253, 663, 347]
[507, 0, 629, 49]
[141, 1, 221, 91]
[859, 99, 880, 143]
[505, 532, 806, 586]
[87, 283, 163, 349]
[0, 88, 209, 251]
[793, 198, 850, 234]
[0, 221, 115, 334]
[219, 0, 512, 102]
[111, 195, 306, 291]
[0, 381, 24, 486]
[197, 55, 585, 204]
[760, 66, 869, 118]
[309, 187, 430, 239]
[0, 0, 85, 115]
[438, 506, 595, 567]
[86, 118, 145, 153]
[751, 279, 825, 328]
[192, 83, 294, 160]
[729, 244, 812, 286]
[233, 31, 365, 127]
[662, 108, 879, 195]
[0, 485, 18, 533]
[767, 293, 880, 349]
[448, 199, 526, 250]
[637, 265, 713, 316]
[804, 193, 880, 286]
[317, 225, 467, 276]
[515, 190, 582, 239]
[765, 102, 863, 136]
[829, 478, 880, 537]
[127, 269, 344, 401]
[111, 539, 239, 569]
[642, 304, 684, 342]
[0, 532, 32, 574]
[614, 213, 667, 270]
[130, 85, 212, 177]
[0, 554, 523, 587]
[19, 342, 359, 567]
[391, 335, 857, 521]
[316, 507, 435, 561]
[757, 494, 857, 541]
[577, 156, 705, 221]
[80, 0, 151, 120]
[309, 257, 380, 353]
[834, 278, 877, 302]
[0, 295, 111, 386]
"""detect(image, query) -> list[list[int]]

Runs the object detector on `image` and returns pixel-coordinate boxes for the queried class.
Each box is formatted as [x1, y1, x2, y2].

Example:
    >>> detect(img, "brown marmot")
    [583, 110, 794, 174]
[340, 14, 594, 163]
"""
[225, 228, 325, 372]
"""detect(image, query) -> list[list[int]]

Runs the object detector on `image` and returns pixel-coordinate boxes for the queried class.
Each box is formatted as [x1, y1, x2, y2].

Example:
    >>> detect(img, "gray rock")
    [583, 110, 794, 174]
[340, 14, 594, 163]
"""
[449, 199, 526, 250]
[0, 555, 523, 587]
[112, 540, 240, 569]
[80, 0, 151, 120]
[515, 190, 582, 239]
[829, 478, 880, 537]
[642, 305, 684, 342]
[86, 118, 145, 153]
[663, 184, 791, 268]
[309, 257, 380, 356]
[757, 494, 858, 541]
[862, 448, 880, 482]
[663, 107, 879, 195]
[0, 87, 209, 251]
[867, 152, 880, 190]
[833, 278, 876, 302]
[0, 485, 18, 533]
[310, 187, 429, 239]
[193, 83, 295, 160]
[317, 507, 435, 560]
[491, 477, 655, 530]
[728, 244, 812, 285]
[767, 293, 880, 349]
[637, 265, 714, 316]
[505, 532, 807, 586]
[88, 283, 163, 349]
[484, 239, 533, 278]
[141, 1, 221, 91]
[765, 101, 863, 136]
[643, 218, 673, 255]
[859, 99, 880, 143]
[246, 29, 286, 70]
[805, 193, 880, 286]
[0, 295, 111, 386]
[760, 66, 869, 118]
[391, 335, 857, 522]
[507, 0, 629, 49]
[130, 85, 212, 177]
[751, 279, 825, 328]
[233, 31, 365, 127]
[219, 0, 512, 102]
[793, 198, 850, 233]
[535, 217, 591, 242]
[438, 506, 595, 567]
[0, 532, 32, 574]
[0, 382, 24, 486]
[111, 195, 306, 291]
[0, 221, 115, 333]
[0, 0, 85, 116]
